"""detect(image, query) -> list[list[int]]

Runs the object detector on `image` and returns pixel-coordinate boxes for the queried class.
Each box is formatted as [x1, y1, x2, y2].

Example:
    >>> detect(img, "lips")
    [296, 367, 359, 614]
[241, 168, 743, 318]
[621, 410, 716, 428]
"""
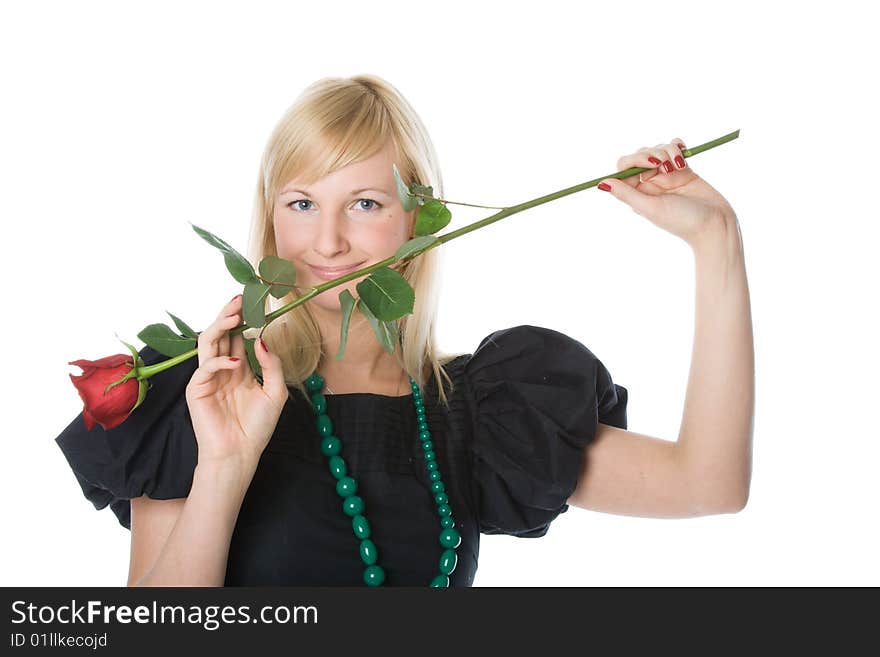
[308, 261, 366, 280]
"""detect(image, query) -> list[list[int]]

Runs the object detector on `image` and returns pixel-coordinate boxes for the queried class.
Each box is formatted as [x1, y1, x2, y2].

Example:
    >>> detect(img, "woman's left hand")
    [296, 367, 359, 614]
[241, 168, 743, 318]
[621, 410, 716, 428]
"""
[597, 138, 737, 248]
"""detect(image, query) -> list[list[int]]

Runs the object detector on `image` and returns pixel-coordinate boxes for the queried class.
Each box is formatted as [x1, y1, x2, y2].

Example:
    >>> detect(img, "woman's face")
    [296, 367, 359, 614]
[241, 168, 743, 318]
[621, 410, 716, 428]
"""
[273, 141, 416, 313]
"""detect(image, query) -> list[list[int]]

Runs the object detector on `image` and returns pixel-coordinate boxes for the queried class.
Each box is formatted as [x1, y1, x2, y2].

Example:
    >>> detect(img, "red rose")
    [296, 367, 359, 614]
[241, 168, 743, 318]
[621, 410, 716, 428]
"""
[68, 354, 140, 431]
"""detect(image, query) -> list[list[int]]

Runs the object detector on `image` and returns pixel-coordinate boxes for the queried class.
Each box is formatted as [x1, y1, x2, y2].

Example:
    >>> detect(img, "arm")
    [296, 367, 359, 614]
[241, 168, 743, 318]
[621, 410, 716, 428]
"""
[568, 213, 754, 517]
[130, 458, 257, 586]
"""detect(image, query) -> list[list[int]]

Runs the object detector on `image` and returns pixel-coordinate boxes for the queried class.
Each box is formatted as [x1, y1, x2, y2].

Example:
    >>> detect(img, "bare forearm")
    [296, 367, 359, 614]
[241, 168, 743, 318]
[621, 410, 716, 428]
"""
[135, 460, 255, 586]
[678, 214, 754, 512]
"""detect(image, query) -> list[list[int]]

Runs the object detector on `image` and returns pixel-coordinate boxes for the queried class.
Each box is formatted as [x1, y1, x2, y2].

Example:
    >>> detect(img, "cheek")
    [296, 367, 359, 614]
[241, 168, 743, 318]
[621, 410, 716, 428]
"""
[273, 218, 306, 257]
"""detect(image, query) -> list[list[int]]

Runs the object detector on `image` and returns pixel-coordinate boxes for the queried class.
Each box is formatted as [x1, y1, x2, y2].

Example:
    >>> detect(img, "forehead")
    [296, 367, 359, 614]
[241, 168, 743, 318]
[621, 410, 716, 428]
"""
[280, 141, 400, 194]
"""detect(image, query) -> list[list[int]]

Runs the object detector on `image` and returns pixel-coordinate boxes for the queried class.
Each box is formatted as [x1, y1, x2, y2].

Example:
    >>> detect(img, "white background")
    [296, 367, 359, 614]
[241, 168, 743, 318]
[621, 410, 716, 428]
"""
[2, 0, 877, 587]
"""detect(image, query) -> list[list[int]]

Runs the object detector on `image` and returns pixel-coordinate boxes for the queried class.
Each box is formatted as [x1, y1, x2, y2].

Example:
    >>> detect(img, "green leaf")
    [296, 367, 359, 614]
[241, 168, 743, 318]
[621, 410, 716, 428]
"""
[131, 378, 149, 413]
[243, 337, 263, 381]
[392, 163, 418, 212]
[358, 298, 398, 355]
[259, 255, 297, 299]
[394, 235, 438, 262]
[137, 323, 198, 357]
[242, 279, 271, 329]
[114, 333, 140, 364]
[356, 266, 415, 321]
[414, 199, 452, 236]
[410, 183, 434, 205]
[190, 222, 258, 284]
[166, 311, 199, 339]
[336, 289, 359, 361]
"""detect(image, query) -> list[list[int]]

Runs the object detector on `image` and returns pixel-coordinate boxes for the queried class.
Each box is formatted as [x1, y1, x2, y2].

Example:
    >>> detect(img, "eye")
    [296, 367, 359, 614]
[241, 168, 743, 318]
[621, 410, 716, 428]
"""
[287, 199, 313, 212]
[285, 198, 383, 213]
[356, 198, 383, 211]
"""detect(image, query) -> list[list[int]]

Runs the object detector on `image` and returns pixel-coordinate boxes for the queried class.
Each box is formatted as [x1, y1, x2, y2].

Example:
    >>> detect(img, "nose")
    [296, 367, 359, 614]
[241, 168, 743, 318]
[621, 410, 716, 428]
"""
[312, 210, 351, 261]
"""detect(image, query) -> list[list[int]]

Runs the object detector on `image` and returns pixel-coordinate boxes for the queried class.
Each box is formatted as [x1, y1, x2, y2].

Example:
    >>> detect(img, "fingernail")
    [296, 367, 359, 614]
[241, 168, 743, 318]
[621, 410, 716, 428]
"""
[226, 313, 237, 318]
[675, 155, 686, 169]
[259, 338, 269, 353]
[648, 156, 662, 165]
[598, 182, 612, 192]
[229, 357, 240, 362]
[231, 293, 242, 303]
[663, 160, 674, 173]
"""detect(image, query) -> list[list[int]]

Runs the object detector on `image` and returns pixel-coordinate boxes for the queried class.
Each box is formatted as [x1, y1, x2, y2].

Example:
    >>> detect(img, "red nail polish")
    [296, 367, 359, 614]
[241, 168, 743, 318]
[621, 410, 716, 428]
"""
[598, 182, 612, 192]
[663, 160, 673, 173]
[259, 338, 269, 353]
[229, 357, 239, 362]
[675, 155, 686, 168]
[678, 142, 686, 150]
[648, 156, 662, 165]
[231, 293, 242, 303]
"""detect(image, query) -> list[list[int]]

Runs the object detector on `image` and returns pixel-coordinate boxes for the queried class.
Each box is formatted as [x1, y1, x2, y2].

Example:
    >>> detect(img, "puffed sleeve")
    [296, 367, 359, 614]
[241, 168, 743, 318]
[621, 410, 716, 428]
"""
[54, 345, 199, 530]
[465, 325, 628, 537]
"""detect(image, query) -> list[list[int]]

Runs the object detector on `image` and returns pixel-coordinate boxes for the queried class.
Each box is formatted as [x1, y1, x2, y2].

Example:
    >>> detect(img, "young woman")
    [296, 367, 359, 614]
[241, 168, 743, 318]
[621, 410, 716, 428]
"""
[56, 74, 753, 587]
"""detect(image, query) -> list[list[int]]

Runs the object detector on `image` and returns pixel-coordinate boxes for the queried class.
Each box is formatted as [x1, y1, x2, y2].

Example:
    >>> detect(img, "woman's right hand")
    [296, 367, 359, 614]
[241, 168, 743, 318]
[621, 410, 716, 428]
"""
[185, 294, 288, 470]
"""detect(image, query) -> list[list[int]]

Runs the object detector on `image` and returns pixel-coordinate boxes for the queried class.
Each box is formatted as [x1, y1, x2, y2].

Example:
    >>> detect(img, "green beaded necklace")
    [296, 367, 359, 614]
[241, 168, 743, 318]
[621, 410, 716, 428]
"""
[303, 371, 462, 587]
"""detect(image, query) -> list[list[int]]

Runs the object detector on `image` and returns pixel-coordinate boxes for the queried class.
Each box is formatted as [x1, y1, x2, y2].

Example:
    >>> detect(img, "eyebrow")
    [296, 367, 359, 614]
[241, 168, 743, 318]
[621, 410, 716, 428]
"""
[280, 187, 391, 197]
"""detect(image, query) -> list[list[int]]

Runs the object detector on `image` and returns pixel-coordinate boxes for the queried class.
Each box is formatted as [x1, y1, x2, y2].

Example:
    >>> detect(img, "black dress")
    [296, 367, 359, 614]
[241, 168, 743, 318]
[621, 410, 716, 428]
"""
[55, 324, 628, 586]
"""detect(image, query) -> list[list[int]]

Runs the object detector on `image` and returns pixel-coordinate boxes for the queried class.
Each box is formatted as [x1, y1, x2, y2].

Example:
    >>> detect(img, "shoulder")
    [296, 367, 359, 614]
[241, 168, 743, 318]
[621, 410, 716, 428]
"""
[459, 324, 629, 537]
[463, 324, 612, 399]
[55, 343, 200, 530]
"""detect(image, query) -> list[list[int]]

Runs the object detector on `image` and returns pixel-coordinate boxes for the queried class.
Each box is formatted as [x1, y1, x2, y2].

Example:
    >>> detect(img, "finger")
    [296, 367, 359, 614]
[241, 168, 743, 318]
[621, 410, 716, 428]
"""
[617, 148, 667, 185]
[669, 137, 689, 170]
[650, 144, 676, 174]
[227, 331, 250, 387]
[197, 295, 243, 367]
[219, 312, 235, 356]
[188, 354, 242, 393]
[253, 337, 287, 405]
[218, 295, 243, 355]
[658, 141, 687, 172]
[595, 176, 662, 220]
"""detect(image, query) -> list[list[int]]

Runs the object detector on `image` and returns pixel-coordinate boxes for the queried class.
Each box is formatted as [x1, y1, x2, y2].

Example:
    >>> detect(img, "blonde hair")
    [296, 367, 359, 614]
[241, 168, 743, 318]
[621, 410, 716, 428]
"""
[245, 74, 462, 408]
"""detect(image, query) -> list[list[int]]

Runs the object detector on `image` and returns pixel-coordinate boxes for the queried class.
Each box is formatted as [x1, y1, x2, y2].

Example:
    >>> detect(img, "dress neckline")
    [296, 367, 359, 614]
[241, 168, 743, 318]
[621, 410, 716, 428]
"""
[326, 391, 415, 400]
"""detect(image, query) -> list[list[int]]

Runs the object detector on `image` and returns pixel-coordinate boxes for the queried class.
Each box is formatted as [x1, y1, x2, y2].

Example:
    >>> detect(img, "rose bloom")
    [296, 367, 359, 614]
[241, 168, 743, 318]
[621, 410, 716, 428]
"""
[68, 354, 140, 431]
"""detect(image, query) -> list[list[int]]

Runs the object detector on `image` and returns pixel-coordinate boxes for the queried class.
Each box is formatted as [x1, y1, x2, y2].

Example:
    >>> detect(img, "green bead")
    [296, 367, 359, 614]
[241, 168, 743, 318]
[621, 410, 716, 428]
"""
[364, 565, 385, 586]
[336, 476, 357, 498]
[311, 392, 327, 414]
[422, 440, 434, 452]
[418, 420, 429, 432]
[305, 373, 324, 393]
[439, 528, 461, 549]
[342, 495, 364, 517]
[414, 399, 424, 411]
[426, 461, 438, 472]
[429, 471, 441, 482]
[429, 574, 449, 587]
[431, 481, 445, 494]
[439, 549, 458, 575]
[440, 516, 455, 529]
[359, 538, 378, 565]
[424, 451, 436, 462]
[328, 455, 347, 479]
[419, 430, 430, 441]
[434, 492, 448, 505]
[438, 504, 452, 517]
[320, 436, 342, 456]
[416, 411, 427, 422]
[352, 515, 370, 539]
[316, 414, 333, 437]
